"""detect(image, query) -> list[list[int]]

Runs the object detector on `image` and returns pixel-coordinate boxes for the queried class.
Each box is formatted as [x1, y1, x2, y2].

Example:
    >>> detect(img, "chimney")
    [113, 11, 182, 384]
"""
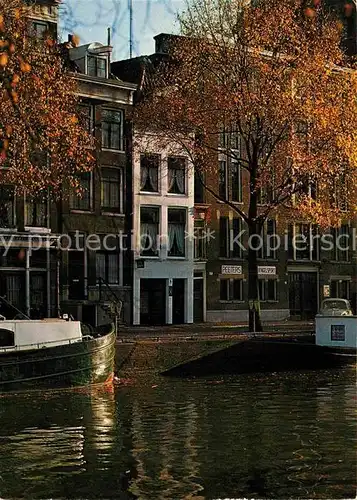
[154, 33, 171, 54]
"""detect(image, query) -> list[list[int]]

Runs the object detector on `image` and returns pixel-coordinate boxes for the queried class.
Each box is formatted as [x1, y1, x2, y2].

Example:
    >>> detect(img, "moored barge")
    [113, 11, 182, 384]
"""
[0, 319, 116, 392]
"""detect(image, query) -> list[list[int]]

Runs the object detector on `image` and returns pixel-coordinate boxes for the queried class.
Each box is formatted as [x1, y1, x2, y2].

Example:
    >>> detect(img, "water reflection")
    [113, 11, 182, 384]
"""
[0, 388, 132, 499]
[0, 368, 355, 499]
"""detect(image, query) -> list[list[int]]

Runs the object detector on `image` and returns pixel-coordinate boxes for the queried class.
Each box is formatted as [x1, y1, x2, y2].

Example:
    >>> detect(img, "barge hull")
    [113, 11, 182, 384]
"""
[0, 327, 116, 392]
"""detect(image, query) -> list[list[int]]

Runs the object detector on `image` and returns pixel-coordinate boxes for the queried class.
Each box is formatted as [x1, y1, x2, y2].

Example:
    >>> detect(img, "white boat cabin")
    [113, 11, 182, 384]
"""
[315, 315, 357, 349]
[0, 319, 83, 351]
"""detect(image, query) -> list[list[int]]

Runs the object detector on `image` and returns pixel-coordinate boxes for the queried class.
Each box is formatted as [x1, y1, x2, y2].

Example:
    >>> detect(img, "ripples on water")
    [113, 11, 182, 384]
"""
[0, 368, 355, 499]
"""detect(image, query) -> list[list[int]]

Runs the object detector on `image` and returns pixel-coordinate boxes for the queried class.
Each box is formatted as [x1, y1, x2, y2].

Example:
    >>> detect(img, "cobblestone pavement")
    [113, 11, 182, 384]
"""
[117, 320, 315, 341]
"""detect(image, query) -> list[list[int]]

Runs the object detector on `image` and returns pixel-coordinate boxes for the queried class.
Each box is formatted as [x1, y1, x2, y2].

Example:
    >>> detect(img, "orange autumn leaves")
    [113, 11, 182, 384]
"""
[136, 0, 357, 228]
[0, 0, 95, 196]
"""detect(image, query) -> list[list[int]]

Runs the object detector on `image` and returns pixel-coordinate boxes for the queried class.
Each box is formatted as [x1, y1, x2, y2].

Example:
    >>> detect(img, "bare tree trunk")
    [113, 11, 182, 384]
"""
[248, 220, 263, 332]
[248, 160, 263, 332]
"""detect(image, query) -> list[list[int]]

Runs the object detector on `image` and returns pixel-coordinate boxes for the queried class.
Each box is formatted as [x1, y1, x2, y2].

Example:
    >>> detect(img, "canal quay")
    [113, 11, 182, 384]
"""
[0, 324, 354, 500]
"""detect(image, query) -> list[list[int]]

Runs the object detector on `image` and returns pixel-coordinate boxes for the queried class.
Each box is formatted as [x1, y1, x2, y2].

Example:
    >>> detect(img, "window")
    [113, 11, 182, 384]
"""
[96, 252, 120, 284]
[168, 157, 186, 194]
[230, 129, 242, 152]
[219, 128, 228, 148]
[140, 207, 159, 256]
[168, 208, 186, 257]
[219, 160, 227, 199]
[87, 56, 107, 78]
[30, 274, 46, 318]
[220, 217, 244, 258]
[194, 224, 207, 260]
[0, 274, 24, 311]
[331, 225, 350, 262]
[259, 280, 277, 301]
[194, 170, 205, 203]
[258, 219, 277, 259]
[231, 161, 242, 202]
[101, 167, 121, 212]
[102, 109, 123, 150]
[31, 21, 48, 39]
[301, 176, 317, 200]
[140, 154, 159, 192]
[0, 186, 14, 228]
[231, 218, 243, 258]
[330, 279, 350, 300]
[78, 104, 93, 133]
[219, 216, 229, 257]
[220, 279, 243, 301]
[25, 196, 47, 227]
[331, 174, 348, 211]
[288, 223, 319, 261]
[257, 183, 274, 205]
[70, 173, 92, 211]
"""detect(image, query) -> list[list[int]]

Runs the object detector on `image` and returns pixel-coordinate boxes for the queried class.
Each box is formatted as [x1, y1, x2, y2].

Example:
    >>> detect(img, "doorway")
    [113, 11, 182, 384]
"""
[194, 278, 204, 322]
[140, 279, 166, 325]
[172, 279, 185, 324]
[68, 251, 85, 300]
[288, 272, 318, 320]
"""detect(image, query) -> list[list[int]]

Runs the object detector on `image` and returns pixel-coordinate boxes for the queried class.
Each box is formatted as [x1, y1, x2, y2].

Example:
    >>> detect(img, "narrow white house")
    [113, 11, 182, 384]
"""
[132, 134, 195, 325]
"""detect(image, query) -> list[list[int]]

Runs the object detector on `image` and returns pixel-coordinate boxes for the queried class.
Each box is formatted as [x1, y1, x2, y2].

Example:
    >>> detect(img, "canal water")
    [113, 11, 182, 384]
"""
[0, 367, 355, 499]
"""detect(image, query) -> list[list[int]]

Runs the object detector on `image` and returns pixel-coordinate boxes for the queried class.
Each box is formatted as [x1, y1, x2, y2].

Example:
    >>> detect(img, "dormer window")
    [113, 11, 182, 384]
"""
[87, 55, 107, 78]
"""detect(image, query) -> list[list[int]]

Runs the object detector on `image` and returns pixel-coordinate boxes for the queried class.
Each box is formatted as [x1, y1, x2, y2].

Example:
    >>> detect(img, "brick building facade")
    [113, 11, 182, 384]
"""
[1, 3, 356, 326]
[113, 32, 357, 323]
[0, 0, 136, 325]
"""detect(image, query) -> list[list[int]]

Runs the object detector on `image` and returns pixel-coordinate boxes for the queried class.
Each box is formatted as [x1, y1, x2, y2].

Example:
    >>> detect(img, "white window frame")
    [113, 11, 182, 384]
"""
[167, 207, 187, 259]
[139, 205, 160, 258]
[24, 191, 49, 229]
[86, 55, 108, 79]
[167, 156, 187, 196]
[139, 153, 160, 194]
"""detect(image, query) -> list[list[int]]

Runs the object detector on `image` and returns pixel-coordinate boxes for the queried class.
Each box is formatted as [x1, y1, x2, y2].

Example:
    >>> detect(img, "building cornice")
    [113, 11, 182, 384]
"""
[72, 72, 137, 91]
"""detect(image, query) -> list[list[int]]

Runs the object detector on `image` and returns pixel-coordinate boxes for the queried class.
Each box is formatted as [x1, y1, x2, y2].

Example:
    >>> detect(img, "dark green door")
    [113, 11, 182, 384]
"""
[288, 272, 318, 320]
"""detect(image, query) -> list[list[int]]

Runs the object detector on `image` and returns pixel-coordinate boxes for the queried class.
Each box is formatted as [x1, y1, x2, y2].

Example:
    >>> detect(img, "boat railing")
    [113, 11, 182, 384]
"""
[0, 335, 94, 353]
[0, 295, 31, 320]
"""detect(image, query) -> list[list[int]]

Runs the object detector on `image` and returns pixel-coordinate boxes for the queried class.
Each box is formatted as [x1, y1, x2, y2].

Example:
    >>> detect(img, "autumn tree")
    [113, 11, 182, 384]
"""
[134, 0, 357, 331]
[0, 0, 94, 198]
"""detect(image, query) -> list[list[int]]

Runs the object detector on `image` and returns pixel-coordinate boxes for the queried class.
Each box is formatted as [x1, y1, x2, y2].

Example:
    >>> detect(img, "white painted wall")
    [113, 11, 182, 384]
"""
[316, 315, 357, 349]
[132, 132, 195, 325]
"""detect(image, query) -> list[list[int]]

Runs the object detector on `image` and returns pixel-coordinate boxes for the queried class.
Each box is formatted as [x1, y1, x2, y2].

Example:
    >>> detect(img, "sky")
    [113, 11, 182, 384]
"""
[59, 0, 182, 61]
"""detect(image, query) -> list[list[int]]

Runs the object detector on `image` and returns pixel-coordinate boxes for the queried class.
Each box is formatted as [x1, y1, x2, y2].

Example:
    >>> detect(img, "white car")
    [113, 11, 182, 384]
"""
[319, 298, 353, 316]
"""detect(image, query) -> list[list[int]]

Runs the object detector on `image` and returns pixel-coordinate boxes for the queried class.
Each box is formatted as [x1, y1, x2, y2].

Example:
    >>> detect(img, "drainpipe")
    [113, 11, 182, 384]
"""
[25, 248, 30, 317]
[46, 238, 51, 317]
